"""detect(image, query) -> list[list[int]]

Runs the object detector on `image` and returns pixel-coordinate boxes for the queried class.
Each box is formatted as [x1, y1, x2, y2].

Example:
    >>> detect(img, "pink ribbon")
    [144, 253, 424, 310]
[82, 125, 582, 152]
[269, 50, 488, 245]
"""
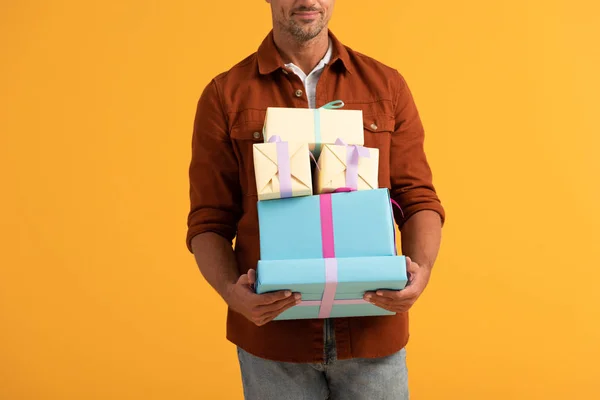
[319, 194, 335, 259]
[389, 198, 405, 256]
[334, 138, 370, 191]
[296, 192, 402, 315]
[268, 136, 293, 198]
[311, 194, 338, 318]
[390, 198, 404, 220]
[299, 194, 368, 312]
[297, 194, 372, 314]
[299, 299, 368, 307]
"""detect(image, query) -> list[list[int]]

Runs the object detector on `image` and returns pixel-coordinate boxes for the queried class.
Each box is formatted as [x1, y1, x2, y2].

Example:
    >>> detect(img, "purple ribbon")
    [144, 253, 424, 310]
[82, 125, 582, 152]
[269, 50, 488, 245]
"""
[334, 138, 370, 190]
[389, 198, 405, 256]
[299, 299, 369, 307]
[333, 187, 353, 193]
[268, 136, 293, 198]
[317, 258, 338, 318]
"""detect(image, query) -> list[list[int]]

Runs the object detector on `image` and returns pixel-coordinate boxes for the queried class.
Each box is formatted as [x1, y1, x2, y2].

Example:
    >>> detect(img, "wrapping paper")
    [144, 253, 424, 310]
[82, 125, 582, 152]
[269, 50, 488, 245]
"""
[262, 102, 364, 157]
[315, 140, 379, 194]
[255, 256, 408, 320]
[252, 137, 312, 200]
[257, 189, 397, 261]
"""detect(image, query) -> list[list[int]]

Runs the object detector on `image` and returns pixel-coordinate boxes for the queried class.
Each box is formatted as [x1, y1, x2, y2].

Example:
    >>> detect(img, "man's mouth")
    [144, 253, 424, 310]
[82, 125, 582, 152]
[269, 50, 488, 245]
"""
[292, 10, 321, 18]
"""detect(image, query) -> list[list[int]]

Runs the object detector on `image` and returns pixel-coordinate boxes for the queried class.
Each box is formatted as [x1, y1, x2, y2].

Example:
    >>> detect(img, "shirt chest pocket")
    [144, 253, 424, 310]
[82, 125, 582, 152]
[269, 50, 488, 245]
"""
[362, 114, 394, 152]
[361, 114, 395, 188]
[230, 122, 265, 197]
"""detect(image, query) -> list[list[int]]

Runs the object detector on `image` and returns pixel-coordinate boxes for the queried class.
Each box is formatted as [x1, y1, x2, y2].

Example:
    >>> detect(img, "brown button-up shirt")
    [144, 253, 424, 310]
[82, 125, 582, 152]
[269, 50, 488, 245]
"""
[186, 30, 445, 363]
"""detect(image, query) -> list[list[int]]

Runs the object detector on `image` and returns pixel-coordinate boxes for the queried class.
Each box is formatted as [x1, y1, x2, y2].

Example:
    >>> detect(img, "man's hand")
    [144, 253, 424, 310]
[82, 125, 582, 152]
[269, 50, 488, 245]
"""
[224, 269, 301, 326]
[363, 257, 431, 313]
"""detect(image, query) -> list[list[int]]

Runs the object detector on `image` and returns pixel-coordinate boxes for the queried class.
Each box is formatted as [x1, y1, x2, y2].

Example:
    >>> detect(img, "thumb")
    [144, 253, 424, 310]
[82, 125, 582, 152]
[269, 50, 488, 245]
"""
[405, 256, 417, 283]
[406, 256, 418, 271]
[247, 269, 257, 285]
[237, 273, 250, 286]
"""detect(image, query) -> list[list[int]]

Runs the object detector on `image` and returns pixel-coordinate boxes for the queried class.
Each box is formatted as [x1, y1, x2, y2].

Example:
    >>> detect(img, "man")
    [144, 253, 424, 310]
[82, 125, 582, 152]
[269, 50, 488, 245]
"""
[186, 1, 445, 398]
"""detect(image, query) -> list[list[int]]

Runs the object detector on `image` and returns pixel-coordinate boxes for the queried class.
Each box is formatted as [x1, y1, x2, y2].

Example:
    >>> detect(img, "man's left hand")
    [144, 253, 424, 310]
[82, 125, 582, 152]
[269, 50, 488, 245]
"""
[364, 257, 431, 313]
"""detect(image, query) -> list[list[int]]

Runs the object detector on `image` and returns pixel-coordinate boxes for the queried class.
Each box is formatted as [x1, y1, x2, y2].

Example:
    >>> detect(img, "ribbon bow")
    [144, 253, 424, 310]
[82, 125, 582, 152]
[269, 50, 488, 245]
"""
[313, 100, 345, 155]
[320, 100, 345, 109]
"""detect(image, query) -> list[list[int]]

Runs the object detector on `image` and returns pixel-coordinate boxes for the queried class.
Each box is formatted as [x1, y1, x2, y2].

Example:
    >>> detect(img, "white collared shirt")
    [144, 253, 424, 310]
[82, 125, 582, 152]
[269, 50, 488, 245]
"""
[284, 39, 333, 109]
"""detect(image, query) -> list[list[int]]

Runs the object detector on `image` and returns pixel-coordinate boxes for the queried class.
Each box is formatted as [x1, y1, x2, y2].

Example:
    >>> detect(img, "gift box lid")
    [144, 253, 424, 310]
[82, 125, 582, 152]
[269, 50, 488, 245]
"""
[263, 106, 364, 146]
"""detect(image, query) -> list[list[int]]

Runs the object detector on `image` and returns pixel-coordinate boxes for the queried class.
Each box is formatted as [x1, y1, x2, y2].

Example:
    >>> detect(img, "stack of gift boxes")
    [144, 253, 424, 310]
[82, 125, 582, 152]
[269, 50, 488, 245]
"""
[252, 101, 408, 321]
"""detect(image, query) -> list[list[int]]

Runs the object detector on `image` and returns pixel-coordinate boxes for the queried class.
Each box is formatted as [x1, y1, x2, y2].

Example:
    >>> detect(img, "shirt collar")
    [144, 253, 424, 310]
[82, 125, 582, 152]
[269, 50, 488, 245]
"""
[257, 30, 353, 75]
[284, 38, 332, 77]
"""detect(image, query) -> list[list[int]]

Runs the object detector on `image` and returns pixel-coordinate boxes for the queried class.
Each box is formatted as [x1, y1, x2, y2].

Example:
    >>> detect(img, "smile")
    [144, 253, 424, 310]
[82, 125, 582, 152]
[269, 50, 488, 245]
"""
[293, 11, 321, 18]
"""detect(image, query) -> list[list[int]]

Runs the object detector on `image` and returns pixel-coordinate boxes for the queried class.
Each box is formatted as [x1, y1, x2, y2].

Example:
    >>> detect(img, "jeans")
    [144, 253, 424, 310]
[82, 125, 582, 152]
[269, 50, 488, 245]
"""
[236, 319, 409, 400]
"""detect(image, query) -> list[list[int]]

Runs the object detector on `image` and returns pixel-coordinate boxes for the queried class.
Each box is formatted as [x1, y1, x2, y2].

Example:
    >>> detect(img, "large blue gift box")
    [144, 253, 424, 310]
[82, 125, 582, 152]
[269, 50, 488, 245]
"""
[257, 188, 397, 260]
[256, 256, 408, 320]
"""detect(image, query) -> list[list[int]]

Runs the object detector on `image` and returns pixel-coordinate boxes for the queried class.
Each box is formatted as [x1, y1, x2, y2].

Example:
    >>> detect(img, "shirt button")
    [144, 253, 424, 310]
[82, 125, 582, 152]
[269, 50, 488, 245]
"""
[295, 89, 303, 97]
[253, 131, 261, 139]
[370, 123, 378, 130]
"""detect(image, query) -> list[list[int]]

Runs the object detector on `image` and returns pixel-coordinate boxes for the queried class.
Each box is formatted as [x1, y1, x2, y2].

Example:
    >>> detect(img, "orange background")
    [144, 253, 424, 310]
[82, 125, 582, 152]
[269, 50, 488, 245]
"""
[1, 1, 599, 399]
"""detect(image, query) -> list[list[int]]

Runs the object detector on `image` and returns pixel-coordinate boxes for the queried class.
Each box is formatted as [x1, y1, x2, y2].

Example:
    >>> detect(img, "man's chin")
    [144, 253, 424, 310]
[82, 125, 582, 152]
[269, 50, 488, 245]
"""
[289, 25, 325, 42]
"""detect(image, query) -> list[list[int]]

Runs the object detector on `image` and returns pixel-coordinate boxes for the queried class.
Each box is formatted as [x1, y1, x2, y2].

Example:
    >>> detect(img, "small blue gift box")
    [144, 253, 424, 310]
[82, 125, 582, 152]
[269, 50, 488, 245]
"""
[257, 189, 397, 260]
[256, 256, 408, 320]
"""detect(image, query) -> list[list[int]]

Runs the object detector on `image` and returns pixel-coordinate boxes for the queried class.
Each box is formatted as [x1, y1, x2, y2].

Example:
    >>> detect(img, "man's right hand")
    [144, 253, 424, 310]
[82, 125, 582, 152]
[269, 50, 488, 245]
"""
[224, 269, 301, 326]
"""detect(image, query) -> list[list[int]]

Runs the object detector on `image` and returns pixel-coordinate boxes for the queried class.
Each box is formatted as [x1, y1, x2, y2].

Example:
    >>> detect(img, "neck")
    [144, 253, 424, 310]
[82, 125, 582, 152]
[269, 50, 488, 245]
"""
[272, 28, 330, 75]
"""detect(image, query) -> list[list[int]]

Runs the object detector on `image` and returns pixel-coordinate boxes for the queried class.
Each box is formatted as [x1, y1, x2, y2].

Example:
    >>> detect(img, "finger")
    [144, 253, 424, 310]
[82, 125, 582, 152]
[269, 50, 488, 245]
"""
[255, 293, 300, 313]
[250, 296, 296, 325]
[364, 292, 385, 304]
[367, 295, 393, 307]
[363, 290, 397, 300]
[365, 289, 416, 304]
[364, 296, 397, 312]
[376, 277, 421, 297]
[255, 302, 296, 326]
[256, 298, 300, 325]
[391, 285, 420, 301]
[363, 269, 422, 300]
[369, 295, 413, 313]
[372, 289, 402, 300]
[254, 289, 294, 306]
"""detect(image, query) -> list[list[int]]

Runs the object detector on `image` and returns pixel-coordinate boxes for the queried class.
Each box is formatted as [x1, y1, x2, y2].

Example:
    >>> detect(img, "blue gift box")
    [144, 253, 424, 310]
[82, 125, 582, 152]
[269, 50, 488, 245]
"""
[257, 189, 397, 260]
[256, 256, 408, 320]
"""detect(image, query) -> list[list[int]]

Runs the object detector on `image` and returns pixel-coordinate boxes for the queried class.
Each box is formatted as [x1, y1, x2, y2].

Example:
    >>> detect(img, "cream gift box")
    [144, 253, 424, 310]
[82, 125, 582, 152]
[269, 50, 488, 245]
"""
[314, 140, 379, 194]
[252, 136, 313, 201]
[262, 101, 364, 157]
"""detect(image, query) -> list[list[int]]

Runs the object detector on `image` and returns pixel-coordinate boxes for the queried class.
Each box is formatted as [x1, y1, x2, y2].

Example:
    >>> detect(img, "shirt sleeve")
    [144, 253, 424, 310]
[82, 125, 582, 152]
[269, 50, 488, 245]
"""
[185, 80, 243, 253]
[389, 71, 446, 228]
